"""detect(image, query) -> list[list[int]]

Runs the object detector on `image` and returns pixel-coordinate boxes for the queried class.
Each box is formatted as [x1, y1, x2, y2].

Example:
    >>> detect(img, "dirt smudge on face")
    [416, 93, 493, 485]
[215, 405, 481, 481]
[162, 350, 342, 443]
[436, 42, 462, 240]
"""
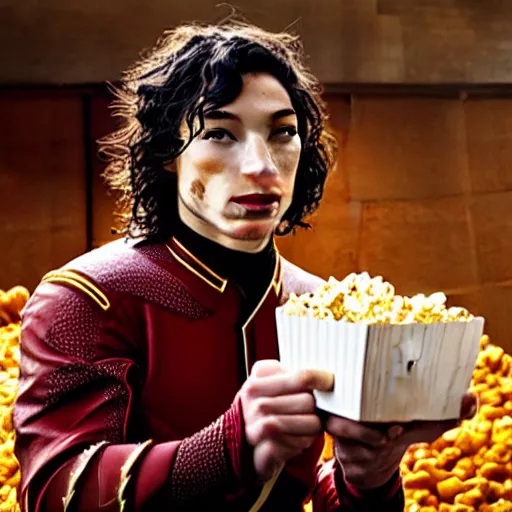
[190, 179, 206, 201]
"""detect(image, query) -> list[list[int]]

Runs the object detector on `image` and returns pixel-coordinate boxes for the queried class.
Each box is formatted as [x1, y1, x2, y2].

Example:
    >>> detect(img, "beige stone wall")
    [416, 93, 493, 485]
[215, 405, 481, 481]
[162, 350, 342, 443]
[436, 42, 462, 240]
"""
[2, 0, 512, 85]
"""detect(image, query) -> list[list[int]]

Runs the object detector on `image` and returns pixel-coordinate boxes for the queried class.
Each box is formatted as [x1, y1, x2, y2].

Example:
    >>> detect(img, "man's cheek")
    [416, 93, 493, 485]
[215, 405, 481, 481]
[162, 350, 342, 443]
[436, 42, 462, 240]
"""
[272, 146, 301, 173]
[190, 179, 206, 201]
[190, 152, 225, 175]
[280, 185, 295, 212]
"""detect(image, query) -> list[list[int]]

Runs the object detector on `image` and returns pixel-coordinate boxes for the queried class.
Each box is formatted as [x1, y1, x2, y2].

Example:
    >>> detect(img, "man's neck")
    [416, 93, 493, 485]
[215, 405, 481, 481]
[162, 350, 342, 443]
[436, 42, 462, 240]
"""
[173, 219, 274, 269]
[177, 207, 273, 254]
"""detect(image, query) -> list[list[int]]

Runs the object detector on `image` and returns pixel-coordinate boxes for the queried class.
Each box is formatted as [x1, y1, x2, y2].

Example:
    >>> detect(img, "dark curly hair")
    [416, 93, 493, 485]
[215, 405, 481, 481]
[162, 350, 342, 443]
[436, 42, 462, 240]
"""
[99, 21, 338, 242]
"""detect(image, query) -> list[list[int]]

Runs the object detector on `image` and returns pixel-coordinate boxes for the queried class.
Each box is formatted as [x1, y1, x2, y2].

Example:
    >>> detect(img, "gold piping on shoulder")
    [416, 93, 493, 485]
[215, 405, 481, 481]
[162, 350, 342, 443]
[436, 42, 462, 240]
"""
[62, 441, 108, 512]
[42, 269, 111, 311]
[117, 439, 153, 512]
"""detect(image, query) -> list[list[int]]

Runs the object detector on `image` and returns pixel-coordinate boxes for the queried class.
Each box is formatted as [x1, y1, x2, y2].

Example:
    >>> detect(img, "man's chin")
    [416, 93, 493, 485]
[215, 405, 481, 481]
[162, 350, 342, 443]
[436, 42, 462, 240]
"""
[215, 223, 275, 252]
[228, 220, 276, 242]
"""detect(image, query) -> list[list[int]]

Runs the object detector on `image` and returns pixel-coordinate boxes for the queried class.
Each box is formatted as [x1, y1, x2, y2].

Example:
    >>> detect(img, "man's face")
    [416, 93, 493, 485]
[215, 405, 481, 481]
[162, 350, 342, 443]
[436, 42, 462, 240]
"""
[175, 72, 301, 253]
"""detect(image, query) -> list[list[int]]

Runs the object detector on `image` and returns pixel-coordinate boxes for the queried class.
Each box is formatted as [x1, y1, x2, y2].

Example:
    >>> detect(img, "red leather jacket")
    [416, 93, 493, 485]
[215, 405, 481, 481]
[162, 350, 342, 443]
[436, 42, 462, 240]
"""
[14, 237, 403, 511]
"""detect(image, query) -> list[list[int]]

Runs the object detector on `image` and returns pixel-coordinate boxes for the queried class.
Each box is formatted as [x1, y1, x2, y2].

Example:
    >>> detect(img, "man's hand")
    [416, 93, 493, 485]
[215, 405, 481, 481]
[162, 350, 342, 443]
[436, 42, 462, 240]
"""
[239, 360, 334, 481]
[326, 393, 477, 490]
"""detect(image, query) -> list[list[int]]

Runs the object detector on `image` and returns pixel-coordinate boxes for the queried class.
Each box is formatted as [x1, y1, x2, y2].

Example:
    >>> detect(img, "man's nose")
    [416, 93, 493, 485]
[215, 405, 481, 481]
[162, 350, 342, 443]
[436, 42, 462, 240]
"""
[240, 136, 278, 178]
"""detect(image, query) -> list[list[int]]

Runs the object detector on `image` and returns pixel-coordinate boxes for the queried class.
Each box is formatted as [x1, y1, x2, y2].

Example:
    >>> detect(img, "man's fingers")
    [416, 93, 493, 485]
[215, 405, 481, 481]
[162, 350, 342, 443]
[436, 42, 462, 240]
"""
[245, 369, 334, 398]
[247, 414, 323, 443]
[250, 362, 335, 392]
[296, 369, 335, 392]
[253, 441, 285, 482]
[277, 434, 318, 451]
[252, 393, 316, 416]
[325, 416, 388, 448]
[251, 360, 286, 378]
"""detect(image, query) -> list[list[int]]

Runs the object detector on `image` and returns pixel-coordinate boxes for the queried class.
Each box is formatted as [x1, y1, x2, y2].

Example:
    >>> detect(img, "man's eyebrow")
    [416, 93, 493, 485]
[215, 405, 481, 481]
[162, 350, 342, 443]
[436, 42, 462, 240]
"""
[203, 108, 297, 121]
[272, 108, 297, 120]
[203, 110, 240, 121]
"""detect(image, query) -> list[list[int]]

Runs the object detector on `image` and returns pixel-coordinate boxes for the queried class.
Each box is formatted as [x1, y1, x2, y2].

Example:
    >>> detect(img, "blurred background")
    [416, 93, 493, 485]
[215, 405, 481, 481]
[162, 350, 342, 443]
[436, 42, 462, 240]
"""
[2, 0, 512, 350]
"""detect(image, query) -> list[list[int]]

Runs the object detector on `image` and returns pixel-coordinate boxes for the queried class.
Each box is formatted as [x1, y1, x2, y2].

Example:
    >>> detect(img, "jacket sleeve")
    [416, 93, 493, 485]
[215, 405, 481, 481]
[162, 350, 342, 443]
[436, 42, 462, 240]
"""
[13, 281, 267, 512]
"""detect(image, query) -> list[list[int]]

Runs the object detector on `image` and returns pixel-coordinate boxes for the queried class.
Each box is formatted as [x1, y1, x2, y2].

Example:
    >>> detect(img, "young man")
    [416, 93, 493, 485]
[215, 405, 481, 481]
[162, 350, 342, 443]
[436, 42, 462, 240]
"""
[14, 22, 473, 511]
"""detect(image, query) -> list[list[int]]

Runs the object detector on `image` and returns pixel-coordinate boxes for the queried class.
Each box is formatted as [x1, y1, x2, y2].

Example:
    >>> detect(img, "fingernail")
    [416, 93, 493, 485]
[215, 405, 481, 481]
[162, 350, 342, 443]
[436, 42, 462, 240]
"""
[387, 426, 404, 440]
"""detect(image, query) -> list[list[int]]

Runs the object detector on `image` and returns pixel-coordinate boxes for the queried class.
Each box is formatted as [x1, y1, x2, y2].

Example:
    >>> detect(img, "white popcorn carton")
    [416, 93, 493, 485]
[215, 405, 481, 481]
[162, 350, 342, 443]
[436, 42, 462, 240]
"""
[275, 309, 485, 422]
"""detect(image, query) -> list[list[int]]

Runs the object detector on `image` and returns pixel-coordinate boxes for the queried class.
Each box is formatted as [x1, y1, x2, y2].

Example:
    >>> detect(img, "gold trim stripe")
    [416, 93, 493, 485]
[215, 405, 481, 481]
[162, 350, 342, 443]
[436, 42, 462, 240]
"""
[241, 249, 282, 378]
[272, 253, 282, 297]
[248, 469, 281, 512]
[173, 238, 226, 283]
[168, 237, 281, 295]
[166, 244, 227, 293]
[62, 441, 108, 511]
[117, 440, 153, 512]
[42, 270, 111, 311]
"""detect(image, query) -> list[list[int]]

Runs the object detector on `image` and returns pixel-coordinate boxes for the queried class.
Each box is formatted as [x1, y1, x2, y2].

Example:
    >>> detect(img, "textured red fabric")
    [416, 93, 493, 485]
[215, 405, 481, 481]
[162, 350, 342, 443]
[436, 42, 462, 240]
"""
[169, 412, 229, 504]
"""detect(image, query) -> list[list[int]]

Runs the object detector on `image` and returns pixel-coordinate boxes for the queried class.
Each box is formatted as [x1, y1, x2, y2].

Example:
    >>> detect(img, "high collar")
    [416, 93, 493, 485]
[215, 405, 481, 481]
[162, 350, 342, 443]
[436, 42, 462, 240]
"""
[165, 236, 282, 297]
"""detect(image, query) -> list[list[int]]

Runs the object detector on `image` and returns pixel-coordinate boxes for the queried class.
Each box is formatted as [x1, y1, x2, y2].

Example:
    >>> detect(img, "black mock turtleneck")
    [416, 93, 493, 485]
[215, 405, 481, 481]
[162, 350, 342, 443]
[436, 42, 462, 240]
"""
[173, 221, 276, 324]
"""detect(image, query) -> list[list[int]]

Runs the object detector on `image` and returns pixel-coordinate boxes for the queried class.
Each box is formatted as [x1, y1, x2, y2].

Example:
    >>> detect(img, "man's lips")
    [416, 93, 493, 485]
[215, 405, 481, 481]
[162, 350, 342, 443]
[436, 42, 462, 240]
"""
[231, 193, 281, 211]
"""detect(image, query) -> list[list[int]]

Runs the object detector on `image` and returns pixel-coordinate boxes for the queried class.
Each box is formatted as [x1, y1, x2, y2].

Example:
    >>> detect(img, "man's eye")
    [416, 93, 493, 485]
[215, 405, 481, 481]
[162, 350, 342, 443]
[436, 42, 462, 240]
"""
[272, 126, 298, 139]
[203, 129, 236, 142]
